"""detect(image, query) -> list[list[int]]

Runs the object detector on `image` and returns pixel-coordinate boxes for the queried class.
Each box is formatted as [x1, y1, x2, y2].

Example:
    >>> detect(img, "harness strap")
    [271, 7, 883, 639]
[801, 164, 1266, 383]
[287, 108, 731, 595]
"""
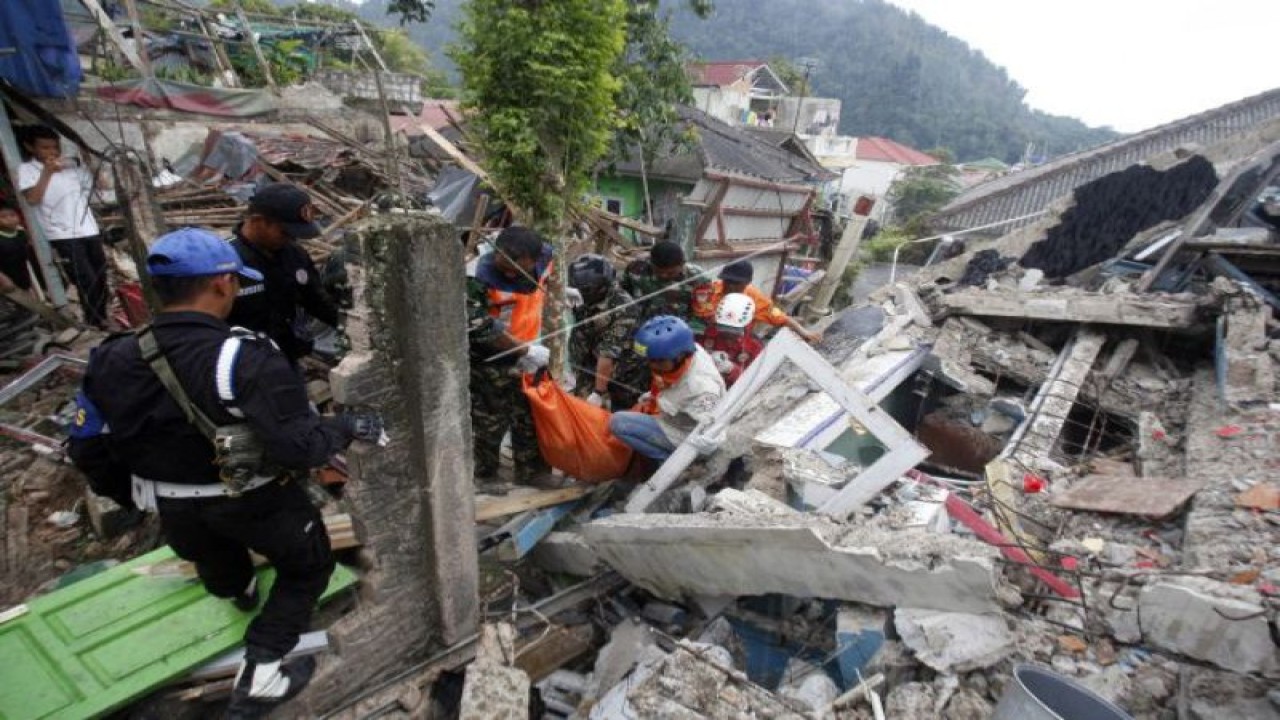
[137, 327, 220, 440]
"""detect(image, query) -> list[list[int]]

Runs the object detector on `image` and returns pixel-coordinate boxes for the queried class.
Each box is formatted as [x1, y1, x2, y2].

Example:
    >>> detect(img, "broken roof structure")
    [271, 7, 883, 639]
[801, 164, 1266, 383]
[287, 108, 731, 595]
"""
[935, 86, 1280, 237]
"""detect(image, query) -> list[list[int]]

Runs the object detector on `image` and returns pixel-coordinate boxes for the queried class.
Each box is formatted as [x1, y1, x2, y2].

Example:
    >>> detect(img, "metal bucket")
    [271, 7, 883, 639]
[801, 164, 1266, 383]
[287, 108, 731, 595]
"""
[993, 664, 1133, 720]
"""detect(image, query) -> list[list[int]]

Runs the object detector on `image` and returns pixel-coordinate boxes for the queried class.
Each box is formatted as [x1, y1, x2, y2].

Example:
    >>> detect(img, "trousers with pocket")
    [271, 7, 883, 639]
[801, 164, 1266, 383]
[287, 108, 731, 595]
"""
[157, 479, 335, 660]
[52, 236, 110, 327]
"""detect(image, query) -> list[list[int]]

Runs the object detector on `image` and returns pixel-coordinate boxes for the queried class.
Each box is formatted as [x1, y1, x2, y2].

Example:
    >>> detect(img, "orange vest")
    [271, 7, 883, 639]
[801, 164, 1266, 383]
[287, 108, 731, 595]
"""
[696, 280, 789, 327]
[487, 262, 552, 343]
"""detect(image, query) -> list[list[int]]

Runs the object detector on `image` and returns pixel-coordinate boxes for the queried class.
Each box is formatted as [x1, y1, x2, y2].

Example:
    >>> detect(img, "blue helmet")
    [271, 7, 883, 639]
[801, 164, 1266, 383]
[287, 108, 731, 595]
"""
[634, 315, 695, 361]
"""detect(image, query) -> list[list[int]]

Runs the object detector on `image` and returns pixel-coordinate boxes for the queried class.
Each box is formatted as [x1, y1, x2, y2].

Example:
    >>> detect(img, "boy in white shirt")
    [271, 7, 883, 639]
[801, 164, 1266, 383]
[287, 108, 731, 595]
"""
[18, 125, 110, 327]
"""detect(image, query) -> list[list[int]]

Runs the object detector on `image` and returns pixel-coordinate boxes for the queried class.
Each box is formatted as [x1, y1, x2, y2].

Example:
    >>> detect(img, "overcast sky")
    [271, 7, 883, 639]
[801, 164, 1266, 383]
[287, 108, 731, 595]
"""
[885, 0, 1279, 133]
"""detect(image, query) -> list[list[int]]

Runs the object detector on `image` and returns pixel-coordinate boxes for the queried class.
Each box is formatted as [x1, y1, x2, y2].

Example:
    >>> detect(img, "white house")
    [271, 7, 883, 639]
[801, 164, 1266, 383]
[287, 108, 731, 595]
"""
[688, 61, 791, 128]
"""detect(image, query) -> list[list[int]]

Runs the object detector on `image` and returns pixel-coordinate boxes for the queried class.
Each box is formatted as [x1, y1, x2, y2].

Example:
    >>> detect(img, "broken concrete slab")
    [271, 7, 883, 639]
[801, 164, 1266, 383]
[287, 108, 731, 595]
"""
[528, 531, 601, 577]
[586, 617, 660, 700]
[933, 287, 1209, 328]
[1138, 578, 1279, 677]
[459, 624, 530, 719]
[583, 511, 1008, 613]
[894, 609, 1014, 673]
[458, 660, 529, 719]
[624, 642, 806, 719]
[1050, 475, 1205, 518]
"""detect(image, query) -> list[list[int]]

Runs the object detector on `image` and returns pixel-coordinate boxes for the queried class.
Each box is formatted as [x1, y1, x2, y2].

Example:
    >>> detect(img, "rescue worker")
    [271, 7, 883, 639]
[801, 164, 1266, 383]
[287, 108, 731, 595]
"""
[694, 260, 822, 344]
[700, 292, 765, 387]
[609, 315, 726, 462]
[567, 253, 647, 410]
[227, 184, 342, 364]
[67, 228, 383, 719]
[621, 240, 713, 330]
[468, 226, 553, 487]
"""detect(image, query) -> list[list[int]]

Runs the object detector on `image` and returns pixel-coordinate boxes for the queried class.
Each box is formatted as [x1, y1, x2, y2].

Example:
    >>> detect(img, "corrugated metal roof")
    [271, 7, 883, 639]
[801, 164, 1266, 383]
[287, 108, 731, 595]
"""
[610, 106, 833, 184]
[934, 86, 1280, 235]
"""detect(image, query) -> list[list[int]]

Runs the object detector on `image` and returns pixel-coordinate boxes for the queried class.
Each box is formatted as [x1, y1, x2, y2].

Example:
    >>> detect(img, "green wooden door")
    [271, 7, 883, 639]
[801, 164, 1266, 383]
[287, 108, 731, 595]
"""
[0, 546, 356, 720]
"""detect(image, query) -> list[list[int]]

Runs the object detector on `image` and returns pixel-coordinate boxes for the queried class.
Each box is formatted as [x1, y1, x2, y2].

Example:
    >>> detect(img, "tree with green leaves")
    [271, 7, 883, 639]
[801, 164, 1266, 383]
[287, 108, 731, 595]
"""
[886, 161, 961, 230]
[451, 0, 626, 229]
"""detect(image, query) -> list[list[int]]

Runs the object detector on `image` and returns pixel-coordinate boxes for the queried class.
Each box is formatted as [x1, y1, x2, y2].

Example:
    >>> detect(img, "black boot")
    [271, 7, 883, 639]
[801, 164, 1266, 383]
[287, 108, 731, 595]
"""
[224, 655, 316, 719]
[232, 577, 259, 612]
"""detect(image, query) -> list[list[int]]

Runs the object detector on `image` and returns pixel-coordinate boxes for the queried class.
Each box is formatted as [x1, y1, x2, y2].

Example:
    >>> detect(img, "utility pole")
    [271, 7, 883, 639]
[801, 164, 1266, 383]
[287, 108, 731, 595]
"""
[791, 57, 817, 135]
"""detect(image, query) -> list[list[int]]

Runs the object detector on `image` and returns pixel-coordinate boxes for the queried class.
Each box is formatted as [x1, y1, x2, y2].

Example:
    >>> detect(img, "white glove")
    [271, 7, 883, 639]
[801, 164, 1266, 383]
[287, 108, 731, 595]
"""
[711, 350, 734, 375]
[685, 425, 726, 456]
[586, 391, 608, 409]
[565, 287, 584, 308]
[637, 391, 652, 406]
[516, 344, 551, 373]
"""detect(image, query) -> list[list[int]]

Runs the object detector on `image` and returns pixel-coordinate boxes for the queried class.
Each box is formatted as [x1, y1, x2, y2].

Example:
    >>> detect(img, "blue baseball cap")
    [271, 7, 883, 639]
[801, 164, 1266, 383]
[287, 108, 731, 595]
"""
[147, 228, 264, 282]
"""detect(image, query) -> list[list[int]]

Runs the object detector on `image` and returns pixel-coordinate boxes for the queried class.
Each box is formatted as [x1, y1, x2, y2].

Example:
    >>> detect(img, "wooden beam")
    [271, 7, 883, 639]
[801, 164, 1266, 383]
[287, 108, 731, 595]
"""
[233, 2, 277, 93]
[936, 288, 1207, 329]
[415, 120, 489, 181]
[475, 484, 599, 522]
[702, 170, 811, 194]
[692, 180, 730, 246]
[79, 0, 146, 73]
[120, 0, 152, 77]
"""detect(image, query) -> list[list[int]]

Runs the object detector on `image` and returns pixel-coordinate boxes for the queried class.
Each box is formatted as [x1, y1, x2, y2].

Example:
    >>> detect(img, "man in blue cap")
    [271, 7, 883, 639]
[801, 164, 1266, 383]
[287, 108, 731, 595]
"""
[67, 227, 383, 719]
[228, 183, 342, 363]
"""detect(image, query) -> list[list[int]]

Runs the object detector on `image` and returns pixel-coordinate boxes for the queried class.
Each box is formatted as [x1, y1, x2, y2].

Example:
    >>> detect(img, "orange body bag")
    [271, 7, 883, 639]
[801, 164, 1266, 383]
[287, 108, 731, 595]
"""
[522, 374, 633, 482]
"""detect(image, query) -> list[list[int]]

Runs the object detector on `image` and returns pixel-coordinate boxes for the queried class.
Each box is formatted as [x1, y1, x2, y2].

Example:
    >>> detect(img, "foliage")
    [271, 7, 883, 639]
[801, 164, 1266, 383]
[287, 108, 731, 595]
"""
[233, 38, 309, 86]
[665, 0, 1121, 163]
[208, 0, 281, 15]
[385, 0, 435, 24]
[886, 163, 961, 227]
[451, 0, 627, 228]
[861, 226, 916, 262]
[610, 3, 695, 165]
[767, 55, 810, 96]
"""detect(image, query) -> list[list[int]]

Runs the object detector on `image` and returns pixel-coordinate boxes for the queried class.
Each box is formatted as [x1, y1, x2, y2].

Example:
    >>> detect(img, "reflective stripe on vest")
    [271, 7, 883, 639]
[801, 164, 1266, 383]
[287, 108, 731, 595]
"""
[487, 262, 552, 343]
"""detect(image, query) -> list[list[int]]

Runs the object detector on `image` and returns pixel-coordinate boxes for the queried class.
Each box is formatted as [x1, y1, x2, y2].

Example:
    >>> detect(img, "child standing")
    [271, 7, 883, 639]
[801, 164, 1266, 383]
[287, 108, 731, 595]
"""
[0, 204, 32, 292]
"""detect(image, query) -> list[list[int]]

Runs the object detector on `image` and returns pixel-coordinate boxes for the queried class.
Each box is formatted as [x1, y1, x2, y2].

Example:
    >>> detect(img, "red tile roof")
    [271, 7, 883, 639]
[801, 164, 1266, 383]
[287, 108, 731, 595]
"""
[855, 137, 939, 166]
[688, 61, 767, 88]
[389, 99, 461, 136]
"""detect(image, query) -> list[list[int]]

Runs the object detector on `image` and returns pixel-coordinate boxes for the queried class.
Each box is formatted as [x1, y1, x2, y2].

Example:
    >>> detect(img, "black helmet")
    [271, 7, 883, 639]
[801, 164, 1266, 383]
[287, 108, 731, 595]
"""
[569, 254, 615, 303]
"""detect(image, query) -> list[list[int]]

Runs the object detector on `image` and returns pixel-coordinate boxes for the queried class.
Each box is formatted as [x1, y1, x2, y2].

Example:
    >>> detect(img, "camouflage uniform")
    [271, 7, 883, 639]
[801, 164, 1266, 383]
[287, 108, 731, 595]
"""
[466, 275, 546, 481]
[621, 259, 714, 334]
[569, 284, 648, 409]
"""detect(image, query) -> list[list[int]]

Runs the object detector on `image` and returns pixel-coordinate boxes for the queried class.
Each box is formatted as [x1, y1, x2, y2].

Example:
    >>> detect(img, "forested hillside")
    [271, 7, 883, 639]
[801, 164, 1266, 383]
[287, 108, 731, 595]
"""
[331, 0, 1122, 163]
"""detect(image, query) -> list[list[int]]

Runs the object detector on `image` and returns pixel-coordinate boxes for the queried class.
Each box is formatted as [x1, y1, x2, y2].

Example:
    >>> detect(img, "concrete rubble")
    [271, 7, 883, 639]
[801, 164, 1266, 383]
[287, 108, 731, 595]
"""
[3, 48, 1280, 720]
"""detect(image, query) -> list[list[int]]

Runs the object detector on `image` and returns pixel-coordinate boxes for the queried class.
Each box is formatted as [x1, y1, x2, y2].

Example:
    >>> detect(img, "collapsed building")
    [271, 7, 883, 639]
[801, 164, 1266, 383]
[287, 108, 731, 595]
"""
[1, 4, 1279, 718]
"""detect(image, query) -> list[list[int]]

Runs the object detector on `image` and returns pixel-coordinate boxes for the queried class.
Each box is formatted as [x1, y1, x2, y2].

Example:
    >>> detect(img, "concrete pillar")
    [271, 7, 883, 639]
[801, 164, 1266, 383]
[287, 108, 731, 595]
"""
[302, 213, 479, 711]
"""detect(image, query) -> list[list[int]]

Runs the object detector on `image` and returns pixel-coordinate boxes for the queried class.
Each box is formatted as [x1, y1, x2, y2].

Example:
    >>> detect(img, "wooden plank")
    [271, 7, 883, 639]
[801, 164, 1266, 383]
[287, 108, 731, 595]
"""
[120, 0, 152, 76]
[692, 180, 730, 245]
[1051, 475, 1206, 518]
[475, 484, 598, 522]
[79, 0, 146, 72]
[415, 121, 489, 181]
[512, 623, 594, 683]
[233, 2, 277, 93]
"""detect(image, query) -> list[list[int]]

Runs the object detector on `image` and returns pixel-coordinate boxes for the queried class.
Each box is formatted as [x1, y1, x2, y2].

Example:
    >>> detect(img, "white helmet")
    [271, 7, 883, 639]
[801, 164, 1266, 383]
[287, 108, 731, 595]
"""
[715, 292, 756, 330]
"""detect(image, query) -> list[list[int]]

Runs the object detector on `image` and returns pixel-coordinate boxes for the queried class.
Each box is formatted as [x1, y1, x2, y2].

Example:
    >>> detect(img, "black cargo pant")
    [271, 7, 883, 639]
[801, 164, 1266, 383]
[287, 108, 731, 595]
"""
[158, 479, 335, 660]
[52, 236, 110, 327]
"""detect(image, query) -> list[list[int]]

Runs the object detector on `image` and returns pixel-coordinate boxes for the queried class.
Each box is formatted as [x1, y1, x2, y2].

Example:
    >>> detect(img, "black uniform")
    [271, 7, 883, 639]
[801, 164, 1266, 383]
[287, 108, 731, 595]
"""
[227, 228, 341, 362]
[70, 311, 353, 659]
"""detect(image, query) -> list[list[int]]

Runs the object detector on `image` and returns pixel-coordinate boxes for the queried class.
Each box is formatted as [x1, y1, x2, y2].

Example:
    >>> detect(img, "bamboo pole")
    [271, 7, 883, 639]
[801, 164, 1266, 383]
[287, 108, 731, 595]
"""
[232, 1, 277, 93]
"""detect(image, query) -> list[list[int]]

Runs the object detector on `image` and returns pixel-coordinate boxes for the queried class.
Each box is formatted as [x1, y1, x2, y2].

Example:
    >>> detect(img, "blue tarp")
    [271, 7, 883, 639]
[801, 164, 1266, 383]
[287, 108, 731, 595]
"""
[0, 0, 82, 98]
